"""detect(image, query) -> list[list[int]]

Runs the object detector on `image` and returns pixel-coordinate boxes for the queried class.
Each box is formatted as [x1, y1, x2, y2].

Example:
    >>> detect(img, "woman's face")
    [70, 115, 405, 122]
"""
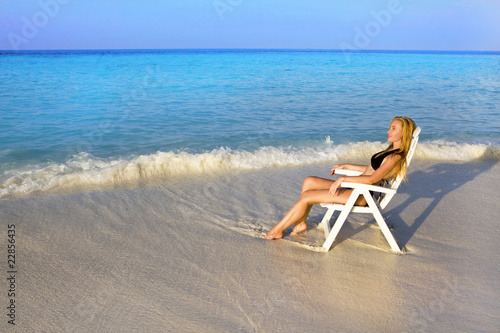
[387, 119, 403, 144]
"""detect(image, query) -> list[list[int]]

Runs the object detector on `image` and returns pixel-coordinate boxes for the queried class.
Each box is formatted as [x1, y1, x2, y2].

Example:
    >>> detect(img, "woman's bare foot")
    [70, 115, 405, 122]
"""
[291, 221, 307, 235]
[265, 230, 283, 240]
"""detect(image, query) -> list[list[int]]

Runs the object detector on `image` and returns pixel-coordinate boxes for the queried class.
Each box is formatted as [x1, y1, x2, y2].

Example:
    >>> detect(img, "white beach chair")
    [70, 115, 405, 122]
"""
[319, 127, 421, 252]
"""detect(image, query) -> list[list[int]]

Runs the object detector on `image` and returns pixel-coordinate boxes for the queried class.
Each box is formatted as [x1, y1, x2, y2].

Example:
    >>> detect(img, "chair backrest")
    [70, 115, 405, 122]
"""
[378, 127, 421, 209]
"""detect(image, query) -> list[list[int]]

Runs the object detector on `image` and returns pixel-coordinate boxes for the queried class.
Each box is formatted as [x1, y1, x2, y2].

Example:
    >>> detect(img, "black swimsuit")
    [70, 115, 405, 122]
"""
[371, 149, 399, 170]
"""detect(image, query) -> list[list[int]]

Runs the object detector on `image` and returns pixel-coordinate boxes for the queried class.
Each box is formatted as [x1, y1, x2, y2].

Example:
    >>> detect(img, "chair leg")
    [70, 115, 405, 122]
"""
[322, 190, 360, 251]
[364, 194, 400, 252]
[320, 207, 336, 239]
[322, 209, 349, 251]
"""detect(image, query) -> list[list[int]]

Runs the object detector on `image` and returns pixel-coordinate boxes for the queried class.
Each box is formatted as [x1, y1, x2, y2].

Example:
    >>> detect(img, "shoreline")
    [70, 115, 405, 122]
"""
[2, 139, 500, 201]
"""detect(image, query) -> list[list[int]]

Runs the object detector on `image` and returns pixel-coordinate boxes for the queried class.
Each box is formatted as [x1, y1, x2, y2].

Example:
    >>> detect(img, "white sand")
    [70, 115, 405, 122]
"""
[0, 161, 499, 332]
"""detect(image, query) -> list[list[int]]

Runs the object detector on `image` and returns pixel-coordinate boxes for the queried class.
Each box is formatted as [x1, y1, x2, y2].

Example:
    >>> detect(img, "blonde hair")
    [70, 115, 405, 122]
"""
[387, 116, 417, 182]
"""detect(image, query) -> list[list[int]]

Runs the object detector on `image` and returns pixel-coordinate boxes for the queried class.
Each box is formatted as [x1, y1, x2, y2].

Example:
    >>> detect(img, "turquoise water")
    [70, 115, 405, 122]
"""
[1, 50, 499, 197]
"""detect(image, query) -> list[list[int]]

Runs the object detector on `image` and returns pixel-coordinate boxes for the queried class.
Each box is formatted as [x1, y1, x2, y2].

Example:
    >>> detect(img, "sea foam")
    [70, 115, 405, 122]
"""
[1, 141, 498, 199]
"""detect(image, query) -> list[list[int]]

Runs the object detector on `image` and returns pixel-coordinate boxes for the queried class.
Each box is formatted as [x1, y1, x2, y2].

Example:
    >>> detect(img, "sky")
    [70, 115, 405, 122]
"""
[0, 0, 499, 51]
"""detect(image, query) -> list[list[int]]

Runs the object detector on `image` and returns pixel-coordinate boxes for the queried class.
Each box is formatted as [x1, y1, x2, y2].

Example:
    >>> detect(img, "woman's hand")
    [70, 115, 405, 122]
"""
[331, 164, 345, 175]
[329, 177, 344, 196]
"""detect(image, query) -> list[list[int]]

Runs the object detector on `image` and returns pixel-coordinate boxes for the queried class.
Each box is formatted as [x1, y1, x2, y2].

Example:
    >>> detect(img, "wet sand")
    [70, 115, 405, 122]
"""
[0, 160, 499, 332]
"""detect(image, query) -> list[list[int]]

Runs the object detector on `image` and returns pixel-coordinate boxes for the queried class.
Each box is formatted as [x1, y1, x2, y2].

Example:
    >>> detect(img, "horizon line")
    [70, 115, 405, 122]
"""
[1, 47, 500, 54]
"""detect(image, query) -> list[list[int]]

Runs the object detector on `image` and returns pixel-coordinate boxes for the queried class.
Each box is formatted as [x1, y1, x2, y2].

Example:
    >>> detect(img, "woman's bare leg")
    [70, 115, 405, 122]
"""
[301, 176, 335, 193]
[265, 184, 355, 240]
[290, 208, 311, 234]
[291, 177, 335, 234]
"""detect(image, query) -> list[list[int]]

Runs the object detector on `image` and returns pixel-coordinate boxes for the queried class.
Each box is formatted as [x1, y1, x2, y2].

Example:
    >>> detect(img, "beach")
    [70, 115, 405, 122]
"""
[1, 159, 499, 332]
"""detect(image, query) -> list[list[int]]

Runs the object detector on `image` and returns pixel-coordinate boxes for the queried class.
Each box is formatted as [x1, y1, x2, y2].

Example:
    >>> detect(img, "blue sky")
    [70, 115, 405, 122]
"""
[0, 0, 499, 51]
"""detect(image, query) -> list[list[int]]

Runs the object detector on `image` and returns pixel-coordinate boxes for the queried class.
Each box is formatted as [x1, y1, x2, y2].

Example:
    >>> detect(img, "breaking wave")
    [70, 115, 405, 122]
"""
[1, 140, 498, 199]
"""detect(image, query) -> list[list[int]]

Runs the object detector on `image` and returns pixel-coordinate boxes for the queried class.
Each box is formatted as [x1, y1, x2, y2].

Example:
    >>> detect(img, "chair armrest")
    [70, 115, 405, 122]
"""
[334, 170, 363, 176]
[341, 182, 396, 195]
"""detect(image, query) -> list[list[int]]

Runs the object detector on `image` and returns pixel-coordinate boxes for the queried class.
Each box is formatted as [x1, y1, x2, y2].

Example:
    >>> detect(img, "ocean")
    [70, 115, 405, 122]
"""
[1, 49, 499, 198]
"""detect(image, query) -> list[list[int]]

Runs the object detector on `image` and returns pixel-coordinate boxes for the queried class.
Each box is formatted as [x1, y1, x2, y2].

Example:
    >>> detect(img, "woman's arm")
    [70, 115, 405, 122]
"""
[328, 154, 402, 196]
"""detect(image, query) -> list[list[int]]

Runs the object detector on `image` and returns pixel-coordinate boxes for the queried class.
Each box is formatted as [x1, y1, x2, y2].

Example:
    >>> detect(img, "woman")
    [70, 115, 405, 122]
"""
[265, 116, 417, 240]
